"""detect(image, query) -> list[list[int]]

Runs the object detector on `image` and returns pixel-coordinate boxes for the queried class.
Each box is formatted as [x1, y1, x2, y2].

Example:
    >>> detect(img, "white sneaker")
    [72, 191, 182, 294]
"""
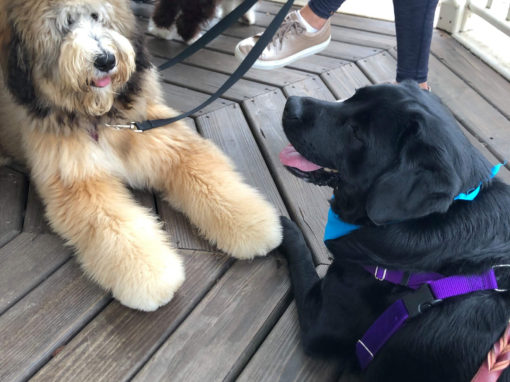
[235, 11, 331, 70]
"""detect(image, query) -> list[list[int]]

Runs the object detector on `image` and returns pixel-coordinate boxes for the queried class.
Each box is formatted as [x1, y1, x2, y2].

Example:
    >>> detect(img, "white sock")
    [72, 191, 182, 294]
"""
[296, 10, 319, 33]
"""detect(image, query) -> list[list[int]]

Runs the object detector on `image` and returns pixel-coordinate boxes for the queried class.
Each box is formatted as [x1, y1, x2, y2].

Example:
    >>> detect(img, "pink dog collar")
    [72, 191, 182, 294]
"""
[472, 321, 510, 382]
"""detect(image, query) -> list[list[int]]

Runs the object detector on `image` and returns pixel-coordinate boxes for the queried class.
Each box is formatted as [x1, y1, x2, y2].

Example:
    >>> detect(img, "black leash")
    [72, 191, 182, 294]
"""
[129, 0, 294, 132]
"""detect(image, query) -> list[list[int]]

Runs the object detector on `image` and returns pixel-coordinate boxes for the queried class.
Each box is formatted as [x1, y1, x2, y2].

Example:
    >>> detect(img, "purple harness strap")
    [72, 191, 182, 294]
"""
[363, 265, 442, 289]
[356, 266, 506, 369]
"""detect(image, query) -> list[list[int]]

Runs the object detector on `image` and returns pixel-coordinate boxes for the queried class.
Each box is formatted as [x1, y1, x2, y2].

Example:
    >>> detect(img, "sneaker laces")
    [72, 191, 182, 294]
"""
[267, 13, 305, 50]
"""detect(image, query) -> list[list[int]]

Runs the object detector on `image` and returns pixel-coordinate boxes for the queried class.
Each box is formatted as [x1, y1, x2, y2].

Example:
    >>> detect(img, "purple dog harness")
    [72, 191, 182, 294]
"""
[322, 162, 509, 370]
[356, 265, 509, 369]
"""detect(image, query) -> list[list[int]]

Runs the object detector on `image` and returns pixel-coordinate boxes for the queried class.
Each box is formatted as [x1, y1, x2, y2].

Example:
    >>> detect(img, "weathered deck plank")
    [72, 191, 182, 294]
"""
[0, 233, 69, 315]
[330, 26, 396, 50]
[153, 57, 277, 102]
[321, 62, 372, 99]
[148, 37, 310, 87]
[427, 55, 510, 162]
[196, 104, 287, 213]
[431, 31, 510, 120]
[237, 265, 347, 382]
[160, 81, 234, 117]
[283, 75, 337, 100]
[355, 50, 396, 84]
[132, 256, 290, 382]
[0, 167, 27, 247]
[0, 261, 109, 382]
[238, 301, 341, 382]
[23, 184, 53, 234]
[242, 89, 332, 264]
[157, 197, 215, 251]
[31, 251, 231, 382]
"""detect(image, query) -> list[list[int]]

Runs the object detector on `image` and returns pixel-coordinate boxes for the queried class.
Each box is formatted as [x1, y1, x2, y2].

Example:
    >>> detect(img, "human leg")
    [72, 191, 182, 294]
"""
[393, 0, 440, 89]
[308, 0, 345, 20]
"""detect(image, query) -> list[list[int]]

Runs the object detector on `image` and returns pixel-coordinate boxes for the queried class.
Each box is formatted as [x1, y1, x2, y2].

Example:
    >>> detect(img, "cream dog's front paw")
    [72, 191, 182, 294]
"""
[111, 249, 185, 311]
[218, 195, 283, 260]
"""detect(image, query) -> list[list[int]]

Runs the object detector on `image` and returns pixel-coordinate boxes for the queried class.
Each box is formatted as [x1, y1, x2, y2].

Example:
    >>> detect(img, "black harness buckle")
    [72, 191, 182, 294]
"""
[402, 284, 442, 318]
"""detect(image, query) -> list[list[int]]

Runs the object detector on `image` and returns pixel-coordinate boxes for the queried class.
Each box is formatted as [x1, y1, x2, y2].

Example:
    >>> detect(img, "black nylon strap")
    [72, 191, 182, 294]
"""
[135, 0, 294, 131]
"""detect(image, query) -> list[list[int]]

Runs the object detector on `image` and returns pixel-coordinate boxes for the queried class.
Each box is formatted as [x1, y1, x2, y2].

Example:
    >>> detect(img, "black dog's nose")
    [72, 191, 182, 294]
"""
[284, 96, 304, 120]
[94, 52, 116, 72]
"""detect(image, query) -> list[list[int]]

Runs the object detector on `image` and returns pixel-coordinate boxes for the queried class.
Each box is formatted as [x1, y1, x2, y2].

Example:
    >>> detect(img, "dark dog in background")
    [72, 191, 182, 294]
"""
[278, 81, 510, 381]
[148, 0, 256, 43]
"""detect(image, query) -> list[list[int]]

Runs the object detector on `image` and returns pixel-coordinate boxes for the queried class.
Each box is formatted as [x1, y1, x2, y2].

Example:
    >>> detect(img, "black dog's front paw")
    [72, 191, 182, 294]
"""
[278, 216, 307, 256]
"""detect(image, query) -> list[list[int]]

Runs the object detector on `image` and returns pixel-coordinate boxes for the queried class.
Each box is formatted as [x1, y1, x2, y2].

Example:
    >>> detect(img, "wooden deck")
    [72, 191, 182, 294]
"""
[1, 2, 509, 381]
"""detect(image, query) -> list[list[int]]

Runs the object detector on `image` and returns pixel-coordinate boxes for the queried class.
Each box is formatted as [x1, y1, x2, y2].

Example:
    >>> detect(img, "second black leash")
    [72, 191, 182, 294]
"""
[128, 0, 295, 132]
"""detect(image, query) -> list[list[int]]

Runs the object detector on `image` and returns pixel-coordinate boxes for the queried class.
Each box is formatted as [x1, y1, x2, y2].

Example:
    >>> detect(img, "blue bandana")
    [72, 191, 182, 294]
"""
[324, 162, 506, 241]
[323, 208, 361, 241]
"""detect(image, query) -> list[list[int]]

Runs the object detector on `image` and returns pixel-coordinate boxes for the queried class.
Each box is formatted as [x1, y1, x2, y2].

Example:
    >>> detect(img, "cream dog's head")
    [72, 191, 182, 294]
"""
[1, 0, 145, 117]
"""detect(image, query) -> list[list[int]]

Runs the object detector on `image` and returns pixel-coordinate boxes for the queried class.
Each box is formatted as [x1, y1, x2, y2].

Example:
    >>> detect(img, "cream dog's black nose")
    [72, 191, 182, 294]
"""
[94, 52, 116, 72]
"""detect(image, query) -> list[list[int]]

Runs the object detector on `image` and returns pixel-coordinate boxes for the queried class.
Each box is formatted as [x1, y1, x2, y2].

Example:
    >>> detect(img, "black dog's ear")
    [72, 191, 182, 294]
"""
[366, 118, 461, 225]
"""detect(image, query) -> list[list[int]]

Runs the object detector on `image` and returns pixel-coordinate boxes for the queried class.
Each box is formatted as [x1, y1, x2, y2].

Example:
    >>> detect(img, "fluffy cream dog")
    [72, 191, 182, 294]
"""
[0, 0, 281, 311]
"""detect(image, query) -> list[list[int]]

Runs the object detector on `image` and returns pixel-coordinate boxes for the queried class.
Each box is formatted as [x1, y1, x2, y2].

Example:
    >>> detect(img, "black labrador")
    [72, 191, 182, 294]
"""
[278, 81, 510, 381]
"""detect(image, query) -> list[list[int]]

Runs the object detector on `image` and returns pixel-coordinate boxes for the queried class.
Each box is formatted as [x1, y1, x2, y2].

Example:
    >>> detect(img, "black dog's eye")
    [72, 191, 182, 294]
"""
[91, 12, 99, 21]
[349, 125, 364, 144]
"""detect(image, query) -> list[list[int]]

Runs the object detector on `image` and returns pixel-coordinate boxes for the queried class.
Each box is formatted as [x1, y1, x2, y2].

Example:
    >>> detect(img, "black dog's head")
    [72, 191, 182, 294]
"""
[280, 81, 492, 226]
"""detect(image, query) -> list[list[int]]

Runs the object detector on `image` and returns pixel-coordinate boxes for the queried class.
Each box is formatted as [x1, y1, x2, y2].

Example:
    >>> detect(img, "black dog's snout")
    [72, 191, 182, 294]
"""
[284, 96, 304, 120]
[94, 52, 116, 72]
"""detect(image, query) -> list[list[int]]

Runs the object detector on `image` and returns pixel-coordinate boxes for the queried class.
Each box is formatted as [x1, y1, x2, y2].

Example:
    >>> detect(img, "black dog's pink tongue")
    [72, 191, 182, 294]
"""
[279, 144, 321, 172]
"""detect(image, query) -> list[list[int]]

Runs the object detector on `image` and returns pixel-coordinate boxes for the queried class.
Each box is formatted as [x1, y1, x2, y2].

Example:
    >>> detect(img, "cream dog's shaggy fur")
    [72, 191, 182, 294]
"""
[0, 0, 281, 311]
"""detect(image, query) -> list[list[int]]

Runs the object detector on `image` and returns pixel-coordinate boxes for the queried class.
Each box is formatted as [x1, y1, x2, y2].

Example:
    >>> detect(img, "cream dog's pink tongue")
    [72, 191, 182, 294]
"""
[93, 76, 111, 87]
[279, 144, 322, 172]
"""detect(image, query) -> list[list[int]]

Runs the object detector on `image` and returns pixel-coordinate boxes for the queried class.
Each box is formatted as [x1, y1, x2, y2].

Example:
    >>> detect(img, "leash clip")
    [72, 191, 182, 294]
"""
[105, 122, 142, 133]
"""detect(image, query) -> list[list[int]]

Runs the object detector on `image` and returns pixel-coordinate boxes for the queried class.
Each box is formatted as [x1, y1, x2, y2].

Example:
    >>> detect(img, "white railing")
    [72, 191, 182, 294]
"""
[437, 0, 510, 80]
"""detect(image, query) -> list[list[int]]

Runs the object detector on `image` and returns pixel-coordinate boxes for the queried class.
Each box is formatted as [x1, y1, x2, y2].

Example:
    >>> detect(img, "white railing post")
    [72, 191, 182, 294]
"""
[437, 0, 470, 33]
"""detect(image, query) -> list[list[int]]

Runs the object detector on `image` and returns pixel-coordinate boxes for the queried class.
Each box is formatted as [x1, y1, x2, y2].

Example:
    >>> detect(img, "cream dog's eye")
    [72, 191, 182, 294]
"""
[91, 12, 99, 21]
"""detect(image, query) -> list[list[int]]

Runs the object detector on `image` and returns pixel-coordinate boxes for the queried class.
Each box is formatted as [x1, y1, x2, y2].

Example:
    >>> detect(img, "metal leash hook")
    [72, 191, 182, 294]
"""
[104, 123, 143, 133]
